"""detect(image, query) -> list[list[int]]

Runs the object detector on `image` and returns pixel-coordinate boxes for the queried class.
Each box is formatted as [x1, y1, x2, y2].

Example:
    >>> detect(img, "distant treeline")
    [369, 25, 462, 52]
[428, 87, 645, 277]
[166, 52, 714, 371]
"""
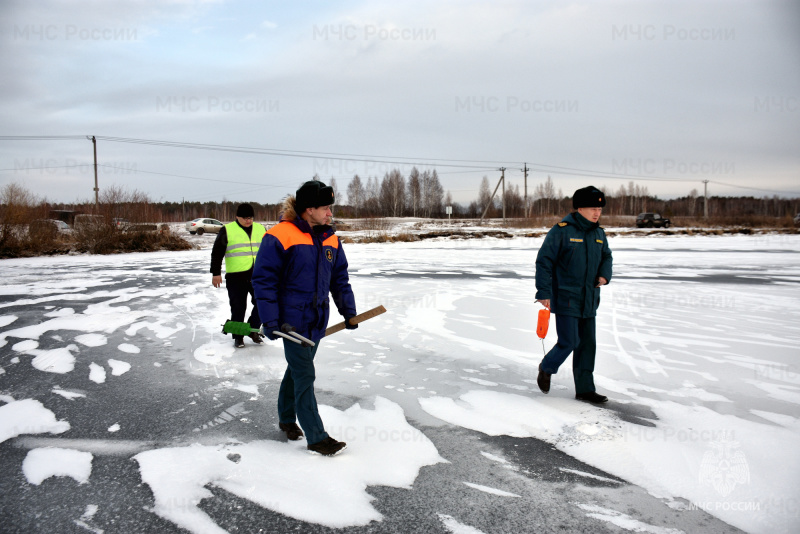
[4, 171, 799, 224]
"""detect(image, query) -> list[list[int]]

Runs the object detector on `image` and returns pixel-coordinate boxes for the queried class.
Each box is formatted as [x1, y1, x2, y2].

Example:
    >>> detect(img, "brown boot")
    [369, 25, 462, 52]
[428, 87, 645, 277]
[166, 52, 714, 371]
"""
[279, 422, 304, 441]
[537, 364, 551, 394]
[307, 437, 347, 456]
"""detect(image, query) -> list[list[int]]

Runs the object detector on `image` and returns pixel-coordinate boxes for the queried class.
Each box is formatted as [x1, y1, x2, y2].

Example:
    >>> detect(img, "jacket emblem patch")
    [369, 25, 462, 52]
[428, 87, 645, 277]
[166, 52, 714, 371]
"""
[596, 239, 603, 244]
[558, 222, 568, 227]
[326, 249, 333, 262]
[569, 238, 583, 243]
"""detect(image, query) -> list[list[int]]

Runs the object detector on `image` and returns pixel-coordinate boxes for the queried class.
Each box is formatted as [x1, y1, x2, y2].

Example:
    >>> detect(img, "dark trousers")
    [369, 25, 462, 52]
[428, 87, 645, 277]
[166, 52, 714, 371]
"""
[226, 275, 260, 340]
[540, 315, 597, 394]
[278, 339, 329, 445]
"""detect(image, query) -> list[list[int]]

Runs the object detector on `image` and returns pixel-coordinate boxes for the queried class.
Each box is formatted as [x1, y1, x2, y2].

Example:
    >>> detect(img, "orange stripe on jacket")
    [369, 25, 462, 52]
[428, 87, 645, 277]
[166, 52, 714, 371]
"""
[267, 221, 339, 249]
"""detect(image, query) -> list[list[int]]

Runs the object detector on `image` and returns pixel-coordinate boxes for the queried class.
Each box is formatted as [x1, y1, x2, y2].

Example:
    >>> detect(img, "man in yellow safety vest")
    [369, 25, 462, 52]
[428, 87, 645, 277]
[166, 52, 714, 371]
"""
[210, 203, 267, 348]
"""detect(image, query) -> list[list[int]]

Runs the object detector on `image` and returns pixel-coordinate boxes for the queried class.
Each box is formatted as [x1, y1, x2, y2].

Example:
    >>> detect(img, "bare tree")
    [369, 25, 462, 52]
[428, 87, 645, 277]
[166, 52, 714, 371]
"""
[379, 169, 406, 217]
[478, 176, 493, 217]
[365, 176, 380, 216]
[422, 169, 444, 217]
[407, 167, 422, 217]
[346, 175, 365, 217]
[534, 175, 556, 215]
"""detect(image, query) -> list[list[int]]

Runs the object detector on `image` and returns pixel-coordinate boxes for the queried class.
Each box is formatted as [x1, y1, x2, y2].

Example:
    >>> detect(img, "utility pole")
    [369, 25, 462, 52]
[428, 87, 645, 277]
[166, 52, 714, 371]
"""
[90, 136, 99, 210]
[501, 167, 506, 221]
[703, 180, 709, 219]
[479, 167, 507, 223]
[523, 163, 529, 218]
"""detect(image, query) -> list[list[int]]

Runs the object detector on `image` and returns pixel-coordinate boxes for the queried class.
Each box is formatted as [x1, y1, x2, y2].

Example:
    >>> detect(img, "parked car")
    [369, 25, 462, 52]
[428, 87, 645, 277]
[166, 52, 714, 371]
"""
[112, 217, 130, 228]
[185, 218, 224, 235]
[636, 213, 671, 228]
[794, 213, 800, 227]
[30, 219, 71, 237]
[74, 214, 105, 230]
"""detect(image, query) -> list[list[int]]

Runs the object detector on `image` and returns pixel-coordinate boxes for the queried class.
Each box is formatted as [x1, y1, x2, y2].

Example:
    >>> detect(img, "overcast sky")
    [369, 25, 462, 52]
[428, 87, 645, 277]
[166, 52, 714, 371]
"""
[0, 0, 798, 205]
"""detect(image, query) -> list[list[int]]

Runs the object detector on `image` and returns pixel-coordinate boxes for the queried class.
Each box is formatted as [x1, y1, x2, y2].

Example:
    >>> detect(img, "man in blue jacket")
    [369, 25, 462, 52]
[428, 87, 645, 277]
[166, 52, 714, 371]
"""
[252, 180, 357, 456]
[535, 186, 613, 403]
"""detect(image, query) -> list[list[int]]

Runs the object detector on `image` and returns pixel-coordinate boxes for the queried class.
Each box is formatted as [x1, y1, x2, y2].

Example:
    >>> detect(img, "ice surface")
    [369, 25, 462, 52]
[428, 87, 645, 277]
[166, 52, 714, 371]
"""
[134, 397, 445, 532]
[22, 447, 93, 485]
[1, 234, 798, 533]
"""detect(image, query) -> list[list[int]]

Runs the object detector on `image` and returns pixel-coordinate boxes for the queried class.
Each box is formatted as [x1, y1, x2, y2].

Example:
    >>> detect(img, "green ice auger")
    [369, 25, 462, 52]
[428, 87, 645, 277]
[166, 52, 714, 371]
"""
[221, 320, 260, 337]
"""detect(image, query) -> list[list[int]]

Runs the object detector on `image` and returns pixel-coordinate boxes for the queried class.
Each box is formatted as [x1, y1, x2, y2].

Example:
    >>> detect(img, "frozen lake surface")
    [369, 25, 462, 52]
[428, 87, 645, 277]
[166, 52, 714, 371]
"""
[1, 233, 799, 533]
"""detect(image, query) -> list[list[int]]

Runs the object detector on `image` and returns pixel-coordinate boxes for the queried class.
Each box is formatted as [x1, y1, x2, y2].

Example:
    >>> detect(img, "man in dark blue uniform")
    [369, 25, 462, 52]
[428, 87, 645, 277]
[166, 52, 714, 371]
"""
[535, 186, 613, 403]
[252, 180, 357, 456]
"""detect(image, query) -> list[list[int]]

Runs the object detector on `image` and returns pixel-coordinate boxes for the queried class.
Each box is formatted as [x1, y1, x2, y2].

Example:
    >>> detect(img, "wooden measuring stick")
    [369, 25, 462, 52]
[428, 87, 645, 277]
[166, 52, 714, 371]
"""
[324, 305, 387, 337]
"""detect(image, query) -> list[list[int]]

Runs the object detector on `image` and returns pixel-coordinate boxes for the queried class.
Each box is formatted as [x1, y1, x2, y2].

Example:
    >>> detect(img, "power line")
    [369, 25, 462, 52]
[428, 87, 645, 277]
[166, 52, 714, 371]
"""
[2, 135, 798, 196]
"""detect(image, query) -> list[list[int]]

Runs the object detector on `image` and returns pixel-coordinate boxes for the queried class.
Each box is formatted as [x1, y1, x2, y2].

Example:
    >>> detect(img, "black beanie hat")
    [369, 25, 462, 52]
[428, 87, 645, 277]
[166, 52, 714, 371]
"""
[296, 180, 334, 214]
[572, 186, 606, 209]
[236, 203, 254, 218]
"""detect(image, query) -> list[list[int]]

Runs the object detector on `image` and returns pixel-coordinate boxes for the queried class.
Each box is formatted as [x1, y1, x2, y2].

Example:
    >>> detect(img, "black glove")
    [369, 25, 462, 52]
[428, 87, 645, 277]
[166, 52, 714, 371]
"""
[261, 325, 280, 341]
[345, 316, 358, 330]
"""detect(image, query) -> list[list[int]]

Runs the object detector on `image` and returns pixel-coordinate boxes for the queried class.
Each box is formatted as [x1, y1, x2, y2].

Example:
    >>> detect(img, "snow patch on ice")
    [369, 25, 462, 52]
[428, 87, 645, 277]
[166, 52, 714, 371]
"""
[437, 514, 487, 534]
[118, 343, 140, 354]
[89, 363, 106, 384]
[44, 307, 75, 317]
[52, 388, 86, 401]
[12, 339, 38, 352]
[75, 333, 107, 347]
[22, 447, 93, 485]
[462, 481, 520, 497]
[193, 342, 234, 364]
[0, 315, 18, 328]
[108, 359, 131, 376]
[574, 503, 684, 534]
[30, 345, 79, 374]
[135, 397, 445, 532]
[0, 399, 70, 444]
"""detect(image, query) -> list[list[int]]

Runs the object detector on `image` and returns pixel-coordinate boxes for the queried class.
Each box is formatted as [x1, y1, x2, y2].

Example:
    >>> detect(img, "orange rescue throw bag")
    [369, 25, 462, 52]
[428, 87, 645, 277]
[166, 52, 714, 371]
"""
[537, 308, 550, 339]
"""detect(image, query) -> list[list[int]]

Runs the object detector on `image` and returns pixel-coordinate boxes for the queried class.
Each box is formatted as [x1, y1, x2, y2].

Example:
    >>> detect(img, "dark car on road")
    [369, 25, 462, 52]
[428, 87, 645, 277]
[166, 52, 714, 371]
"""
[636, 213, 671, 228]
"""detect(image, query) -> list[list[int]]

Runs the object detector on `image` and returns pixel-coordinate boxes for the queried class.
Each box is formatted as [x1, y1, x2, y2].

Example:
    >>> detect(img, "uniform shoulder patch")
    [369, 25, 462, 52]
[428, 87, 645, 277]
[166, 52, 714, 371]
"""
[557, 222, 568, 227]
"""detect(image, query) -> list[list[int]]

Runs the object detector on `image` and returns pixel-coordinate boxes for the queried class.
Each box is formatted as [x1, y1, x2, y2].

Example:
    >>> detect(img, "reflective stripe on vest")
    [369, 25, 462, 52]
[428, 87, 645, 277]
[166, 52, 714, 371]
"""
[224, 222, 266, 273]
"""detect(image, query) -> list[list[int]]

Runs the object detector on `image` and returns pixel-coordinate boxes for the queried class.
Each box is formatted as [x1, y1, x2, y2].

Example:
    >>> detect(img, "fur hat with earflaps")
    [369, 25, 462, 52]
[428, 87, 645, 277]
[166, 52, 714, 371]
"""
[295, 180, 334, 214]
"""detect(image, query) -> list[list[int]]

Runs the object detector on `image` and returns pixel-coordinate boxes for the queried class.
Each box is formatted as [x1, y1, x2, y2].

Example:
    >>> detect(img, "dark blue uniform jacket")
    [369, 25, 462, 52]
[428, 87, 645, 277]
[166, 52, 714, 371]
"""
[535, 212, 613, 318]
[252, 217, 357, 341]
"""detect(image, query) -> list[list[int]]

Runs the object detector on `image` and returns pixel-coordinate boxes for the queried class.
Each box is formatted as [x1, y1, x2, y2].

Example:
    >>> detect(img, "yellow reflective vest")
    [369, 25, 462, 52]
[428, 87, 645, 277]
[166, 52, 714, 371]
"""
[224, 221, 266, 273]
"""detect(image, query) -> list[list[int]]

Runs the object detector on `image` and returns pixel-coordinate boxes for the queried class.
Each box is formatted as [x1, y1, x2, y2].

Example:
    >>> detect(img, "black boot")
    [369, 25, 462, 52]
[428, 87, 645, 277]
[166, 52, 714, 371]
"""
[233, 337, 245, 348]
[537, 364, 551, 394]
[575, 392, 608, 403]
[279, 422, 304, 441]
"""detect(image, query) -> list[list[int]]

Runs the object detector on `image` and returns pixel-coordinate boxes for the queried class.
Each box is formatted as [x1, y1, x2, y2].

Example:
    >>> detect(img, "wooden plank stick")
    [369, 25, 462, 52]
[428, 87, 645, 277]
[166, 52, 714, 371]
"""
[324, 305, 387, 337]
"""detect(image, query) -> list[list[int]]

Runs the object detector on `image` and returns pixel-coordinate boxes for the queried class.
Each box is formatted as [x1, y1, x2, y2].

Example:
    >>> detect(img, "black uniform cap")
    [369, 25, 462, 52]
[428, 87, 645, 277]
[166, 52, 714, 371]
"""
[572, 186, 606, 209]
